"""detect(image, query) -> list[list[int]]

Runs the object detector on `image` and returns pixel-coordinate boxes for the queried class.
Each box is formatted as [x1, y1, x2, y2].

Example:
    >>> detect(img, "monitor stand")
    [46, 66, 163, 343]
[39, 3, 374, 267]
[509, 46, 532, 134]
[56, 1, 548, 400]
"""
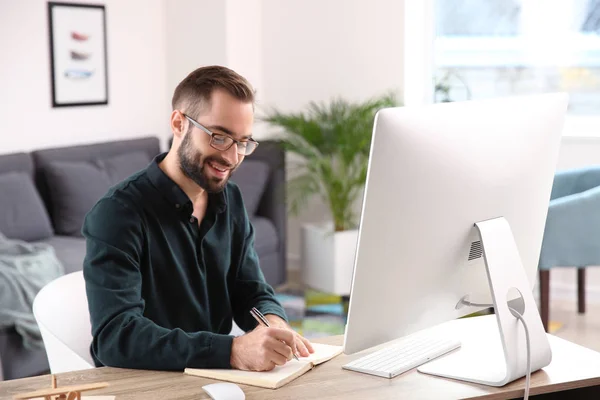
[417, 216, 552, 386]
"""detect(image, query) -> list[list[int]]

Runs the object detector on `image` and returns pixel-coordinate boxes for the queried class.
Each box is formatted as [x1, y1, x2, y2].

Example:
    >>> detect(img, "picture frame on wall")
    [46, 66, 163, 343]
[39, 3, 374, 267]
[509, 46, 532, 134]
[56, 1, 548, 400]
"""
[47, 2, 108, 107]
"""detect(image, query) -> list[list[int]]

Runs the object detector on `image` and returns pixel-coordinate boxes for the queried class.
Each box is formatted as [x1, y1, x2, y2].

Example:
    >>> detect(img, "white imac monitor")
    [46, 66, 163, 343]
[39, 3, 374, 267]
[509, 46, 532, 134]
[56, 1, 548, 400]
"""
[343, 93, 569, 386]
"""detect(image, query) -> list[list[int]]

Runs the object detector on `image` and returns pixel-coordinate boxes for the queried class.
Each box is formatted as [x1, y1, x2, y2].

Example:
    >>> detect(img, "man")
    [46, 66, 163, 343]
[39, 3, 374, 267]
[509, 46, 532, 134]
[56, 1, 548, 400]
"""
[83, 65, 314, 372]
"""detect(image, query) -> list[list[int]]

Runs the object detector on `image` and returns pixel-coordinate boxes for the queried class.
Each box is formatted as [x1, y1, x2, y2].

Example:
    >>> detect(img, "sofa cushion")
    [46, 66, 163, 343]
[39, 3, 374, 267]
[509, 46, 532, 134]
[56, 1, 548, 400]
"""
[231, 160, 270, 216]
[0, 172, 53, 241]
[97, 151, 152, 183]
[0, 152, 34, 178]
[43, 151, 151, 236]
[33, 137, 160, 209]
[44, 161, 112, 236]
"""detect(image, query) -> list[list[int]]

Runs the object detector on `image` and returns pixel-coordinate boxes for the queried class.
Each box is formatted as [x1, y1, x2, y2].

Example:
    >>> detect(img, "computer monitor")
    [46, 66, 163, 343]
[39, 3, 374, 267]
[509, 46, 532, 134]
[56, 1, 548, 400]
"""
[343, 93, 569, 386]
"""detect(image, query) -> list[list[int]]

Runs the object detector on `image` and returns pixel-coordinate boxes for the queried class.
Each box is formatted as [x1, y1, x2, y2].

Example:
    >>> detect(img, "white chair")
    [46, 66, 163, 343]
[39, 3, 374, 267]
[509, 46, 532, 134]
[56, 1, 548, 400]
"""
[230, 321, 245, 336]
[32, 271, 95, 374]
[33, 270, 247, 374]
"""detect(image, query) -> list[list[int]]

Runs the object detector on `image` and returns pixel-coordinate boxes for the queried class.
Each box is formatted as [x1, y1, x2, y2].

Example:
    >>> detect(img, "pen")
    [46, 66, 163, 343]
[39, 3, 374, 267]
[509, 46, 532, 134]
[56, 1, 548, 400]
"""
[250, 307, 300, 361]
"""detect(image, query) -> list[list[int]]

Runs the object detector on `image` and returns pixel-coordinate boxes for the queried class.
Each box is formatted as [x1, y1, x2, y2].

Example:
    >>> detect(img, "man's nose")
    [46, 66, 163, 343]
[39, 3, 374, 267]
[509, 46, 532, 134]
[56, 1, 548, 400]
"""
[222, 143, 239, 166]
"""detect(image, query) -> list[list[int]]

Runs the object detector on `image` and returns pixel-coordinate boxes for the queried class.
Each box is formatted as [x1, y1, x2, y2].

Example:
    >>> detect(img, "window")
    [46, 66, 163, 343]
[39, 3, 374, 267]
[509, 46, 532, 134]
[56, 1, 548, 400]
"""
[433, 0, 600, 116]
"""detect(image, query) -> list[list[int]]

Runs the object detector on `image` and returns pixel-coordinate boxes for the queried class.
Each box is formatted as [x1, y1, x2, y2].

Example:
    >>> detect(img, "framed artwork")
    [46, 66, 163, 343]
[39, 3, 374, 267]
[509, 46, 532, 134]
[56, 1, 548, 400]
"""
[47, 2, 108, 107]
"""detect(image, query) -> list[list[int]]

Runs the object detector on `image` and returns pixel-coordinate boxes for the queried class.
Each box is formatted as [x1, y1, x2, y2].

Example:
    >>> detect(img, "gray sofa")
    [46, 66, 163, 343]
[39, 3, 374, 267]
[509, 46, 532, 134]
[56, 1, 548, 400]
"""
[0, 136, 286, 380]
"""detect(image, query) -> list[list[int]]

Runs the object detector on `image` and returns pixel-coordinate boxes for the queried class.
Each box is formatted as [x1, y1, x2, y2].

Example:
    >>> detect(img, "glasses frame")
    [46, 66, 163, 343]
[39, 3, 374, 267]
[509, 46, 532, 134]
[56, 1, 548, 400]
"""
[182, 113, 259, 156]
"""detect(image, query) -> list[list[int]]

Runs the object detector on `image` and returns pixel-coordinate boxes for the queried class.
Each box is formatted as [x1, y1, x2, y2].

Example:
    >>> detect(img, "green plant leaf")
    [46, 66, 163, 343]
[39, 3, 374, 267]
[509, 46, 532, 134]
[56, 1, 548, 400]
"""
[260, 91, 400, 231]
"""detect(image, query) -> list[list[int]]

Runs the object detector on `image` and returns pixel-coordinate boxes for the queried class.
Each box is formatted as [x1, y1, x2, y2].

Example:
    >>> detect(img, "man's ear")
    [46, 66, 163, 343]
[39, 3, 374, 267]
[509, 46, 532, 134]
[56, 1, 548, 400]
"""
[170, 110, 187, 139]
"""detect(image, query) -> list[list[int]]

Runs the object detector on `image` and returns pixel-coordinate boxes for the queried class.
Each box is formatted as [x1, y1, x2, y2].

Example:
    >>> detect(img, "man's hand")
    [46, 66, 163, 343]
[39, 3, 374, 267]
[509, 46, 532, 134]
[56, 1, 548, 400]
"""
[230, 327, 296, 371]
[264, 314, 315, 358]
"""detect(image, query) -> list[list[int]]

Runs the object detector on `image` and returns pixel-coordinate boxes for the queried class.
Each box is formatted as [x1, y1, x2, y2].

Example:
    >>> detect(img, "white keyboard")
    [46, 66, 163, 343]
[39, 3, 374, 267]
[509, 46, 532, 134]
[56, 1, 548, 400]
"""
[342, 333, 461, 378]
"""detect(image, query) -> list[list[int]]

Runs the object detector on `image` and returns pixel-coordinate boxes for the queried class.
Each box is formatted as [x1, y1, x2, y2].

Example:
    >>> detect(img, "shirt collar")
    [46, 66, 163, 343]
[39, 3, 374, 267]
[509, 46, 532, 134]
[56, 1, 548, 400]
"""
[147, 152, 227, 214]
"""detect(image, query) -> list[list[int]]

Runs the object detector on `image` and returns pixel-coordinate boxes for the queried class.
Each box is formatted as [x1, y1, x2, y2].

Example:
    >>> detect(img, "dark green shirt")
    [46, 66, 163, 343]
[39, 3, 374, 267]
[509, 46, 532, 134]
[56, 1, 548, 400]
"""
[82, 153, 287, 371]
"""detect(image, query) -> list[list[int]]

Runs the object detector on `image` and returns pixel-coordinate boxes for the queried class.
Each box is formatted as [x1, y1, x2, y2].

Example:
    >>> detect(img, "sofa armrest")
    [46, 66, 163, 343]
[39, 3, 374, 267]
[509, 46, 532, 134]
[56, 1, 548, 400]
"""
[551, 166, 600, 200]
[250, 141, 287, 280]
[540, 184, 600, 269]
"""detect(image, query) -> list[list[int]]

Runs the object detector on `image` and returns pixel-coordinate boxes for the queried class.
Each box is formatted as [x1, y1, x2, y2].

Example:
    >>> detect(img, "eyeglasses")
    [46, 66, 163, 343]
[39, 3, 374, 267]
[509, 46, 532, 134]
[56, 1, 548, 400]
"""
[182, 113, 259, 156]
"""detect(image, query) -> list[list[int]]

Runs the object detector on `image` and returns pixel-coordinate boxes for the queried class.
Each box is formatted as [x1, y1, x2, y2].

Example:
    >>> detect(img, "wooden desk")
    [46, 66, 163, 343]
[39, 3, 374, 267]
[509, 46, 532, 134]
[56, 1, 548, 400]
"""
[1, 332, 600, 399]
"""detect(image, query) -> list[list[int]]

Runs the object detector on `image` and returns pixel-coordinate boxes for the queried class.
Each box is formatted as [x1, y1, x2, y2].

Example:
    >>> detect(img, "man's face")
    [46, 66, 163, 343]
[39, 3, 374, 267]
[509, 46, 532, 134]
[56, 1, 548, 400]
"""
[178, 89, 254, 193]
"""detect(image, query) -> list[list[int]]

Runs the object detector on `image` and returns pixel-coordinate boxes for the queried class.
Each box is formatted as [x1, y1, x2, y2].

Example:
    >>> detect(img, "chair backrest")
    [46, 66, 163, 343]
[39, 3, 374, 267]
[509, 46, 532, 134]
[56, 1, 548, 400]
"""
[32, 271, 95, 373]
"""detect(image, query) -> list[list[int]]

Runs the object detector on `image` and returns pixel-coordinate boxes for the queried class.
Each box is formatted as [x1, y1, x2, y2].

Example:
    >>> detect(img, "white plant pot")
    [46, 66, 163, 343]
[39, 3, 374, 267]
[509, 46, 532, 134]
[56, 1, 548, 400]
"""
[300, 222, 358, 296]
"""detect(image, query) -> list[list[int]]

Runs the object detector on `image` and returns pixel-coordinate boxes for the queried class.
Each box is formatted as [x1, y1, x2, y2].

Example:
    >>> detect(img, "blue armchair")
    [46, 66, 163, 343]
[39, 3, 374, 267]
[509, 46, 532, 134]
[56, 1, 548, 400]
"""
[538, 166, 600, 331]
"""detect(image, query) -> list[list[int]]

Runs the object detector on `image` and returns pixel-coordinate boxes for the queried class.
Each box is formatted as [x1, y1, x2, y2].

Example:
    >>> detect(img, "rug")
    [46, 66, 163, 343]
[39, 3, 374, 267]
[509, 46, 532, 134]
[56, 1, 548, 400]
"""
[275, 290, 348, 339]
[549, 321, 564, 333]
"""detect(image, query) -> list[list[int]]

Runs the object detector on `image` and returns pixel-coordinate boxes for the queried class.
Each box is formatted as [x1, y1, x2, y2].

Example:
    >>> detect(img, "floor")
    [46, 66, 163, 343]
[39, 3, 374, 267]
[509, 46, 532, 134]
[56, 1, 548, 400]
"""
[278, 268, 600, 352]
[548, 299, 600, 352]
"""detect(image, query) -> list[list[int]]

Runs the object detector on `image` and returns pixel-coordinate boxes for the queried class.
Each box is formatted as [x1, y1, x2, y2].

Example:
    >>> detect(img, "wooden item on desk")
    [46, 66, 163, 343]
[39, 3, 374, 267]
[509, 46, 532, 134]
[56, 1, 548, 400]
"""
[13, 374, 109, 400]
[184, 342, 343, 389]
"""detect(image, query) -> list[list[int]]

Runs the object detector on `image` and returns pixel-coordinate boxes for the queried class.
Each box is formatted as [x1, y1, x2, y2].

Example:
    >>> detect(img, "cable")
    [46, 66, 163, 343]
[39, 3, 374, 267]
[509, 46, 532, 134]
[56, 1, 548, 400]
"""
[458, 298, 532, 400]
[512, 308, 531, 400]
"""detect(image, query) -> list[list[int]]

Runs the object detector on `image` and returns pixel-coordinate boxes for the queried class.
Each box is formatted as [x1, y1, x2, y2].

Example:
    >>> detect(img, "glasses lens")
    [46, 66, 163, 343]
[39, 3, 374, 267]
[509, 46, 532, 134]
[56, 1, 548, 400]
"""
[211, 134, 258, 155]
[242, 141, 257, 155]
[211, 134, 232, 150]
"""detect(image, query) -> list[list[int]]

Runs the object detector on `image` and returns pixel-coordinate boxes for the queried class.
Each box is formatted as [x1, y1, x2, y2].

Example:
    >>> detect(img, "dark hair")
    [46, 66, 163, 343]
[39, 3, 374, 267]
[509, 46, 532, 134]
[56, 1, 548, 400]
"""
[171, 65, 255, 118]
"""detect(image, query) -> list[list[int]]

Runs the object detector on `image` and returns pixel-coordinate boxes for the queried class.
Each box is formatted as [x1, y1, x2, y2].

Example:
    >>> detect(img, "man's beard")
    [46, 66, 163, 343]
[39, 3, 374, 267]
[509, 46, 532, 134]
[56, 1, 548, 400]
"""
[178, 132, 236, 193]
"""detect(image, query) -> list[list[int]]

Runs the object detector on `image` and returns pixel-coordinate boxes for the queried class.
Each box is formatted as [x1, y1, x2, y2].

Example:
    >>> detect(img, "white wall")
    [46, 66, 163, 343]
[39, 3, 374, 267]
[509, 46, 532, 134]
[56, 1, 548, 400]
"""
[164, 0, 270, 138]
[165, 0, 228, 106]
[261, 0, 404, 113]
[259, 0, 405, 261]
[226, 0, 263, 103]
[225, 0, 270, 137]
[0, 0, 168, 154]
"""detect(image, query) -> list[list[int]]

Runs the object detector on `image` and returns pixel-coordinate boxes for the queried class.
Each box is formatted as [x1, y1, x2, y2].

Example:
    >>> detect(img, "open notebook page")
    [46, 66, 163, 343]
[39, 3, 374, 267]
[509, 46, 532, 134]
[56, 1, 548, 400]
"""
[303, 342, 344, 365]
[184, 342, 343, 389]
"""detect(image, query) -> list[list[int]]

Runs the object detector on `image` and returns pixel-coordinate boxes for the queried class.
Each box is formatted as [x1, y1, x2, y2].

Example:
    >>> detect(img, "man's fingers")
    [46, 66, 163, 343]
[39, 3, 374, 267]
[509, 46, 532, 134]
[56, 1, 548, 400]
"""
[294, 334, 314, 357]
[267, 328, 315, 358]
[295, 338, 310, 357]
[301, 335, 315, 353]
[268, 346, 290, 366]
[269, 327, 295, 345]
[260, 361, 277, 371]
[268, 337, 293, 361]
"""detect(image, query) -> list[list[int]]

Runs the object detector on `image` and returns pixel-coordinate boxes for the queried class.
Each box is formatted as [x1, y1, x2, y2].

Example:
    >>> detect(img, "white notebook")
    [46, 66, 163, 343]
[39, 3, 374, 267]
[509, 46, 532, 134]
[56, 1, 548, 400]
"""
[184, 342, 343, 389]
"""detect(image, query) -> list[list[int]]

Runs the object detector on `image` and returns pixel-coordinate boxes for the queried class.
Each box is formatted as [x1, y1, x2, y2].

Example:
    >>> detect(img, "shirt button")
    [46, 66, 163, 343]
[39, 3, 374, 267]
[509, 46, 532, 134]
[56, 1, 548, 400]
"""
[190, 217, 195, 223]
[175, 204, 180, 209]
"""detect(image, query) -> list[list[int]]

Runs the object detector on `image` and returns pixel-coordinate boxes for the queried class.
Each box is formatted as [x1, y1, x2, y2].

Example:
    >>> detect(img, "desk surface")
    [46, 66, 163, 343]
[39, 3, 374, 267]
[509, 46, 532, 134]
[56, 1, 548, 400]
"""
[1, 324, 600, 399]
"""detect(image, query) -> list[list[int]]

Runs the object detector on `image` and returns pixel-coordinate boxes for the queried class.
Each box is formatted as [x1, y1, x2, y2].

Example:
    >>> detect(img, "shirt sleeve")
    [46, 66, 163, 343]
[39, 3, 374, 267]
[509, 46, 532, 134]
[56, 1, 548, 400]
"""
[229, 190, 288, 332]
[83, 196, 233, 370]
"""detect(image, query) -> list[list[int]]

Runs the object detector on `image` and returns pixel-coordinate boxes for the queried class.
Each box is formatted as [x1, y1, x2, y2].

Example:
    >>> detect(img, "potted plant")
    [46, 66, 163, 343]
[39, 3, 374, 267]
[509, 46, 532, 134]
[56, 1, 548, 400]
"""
[261, 92, 399, 295]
